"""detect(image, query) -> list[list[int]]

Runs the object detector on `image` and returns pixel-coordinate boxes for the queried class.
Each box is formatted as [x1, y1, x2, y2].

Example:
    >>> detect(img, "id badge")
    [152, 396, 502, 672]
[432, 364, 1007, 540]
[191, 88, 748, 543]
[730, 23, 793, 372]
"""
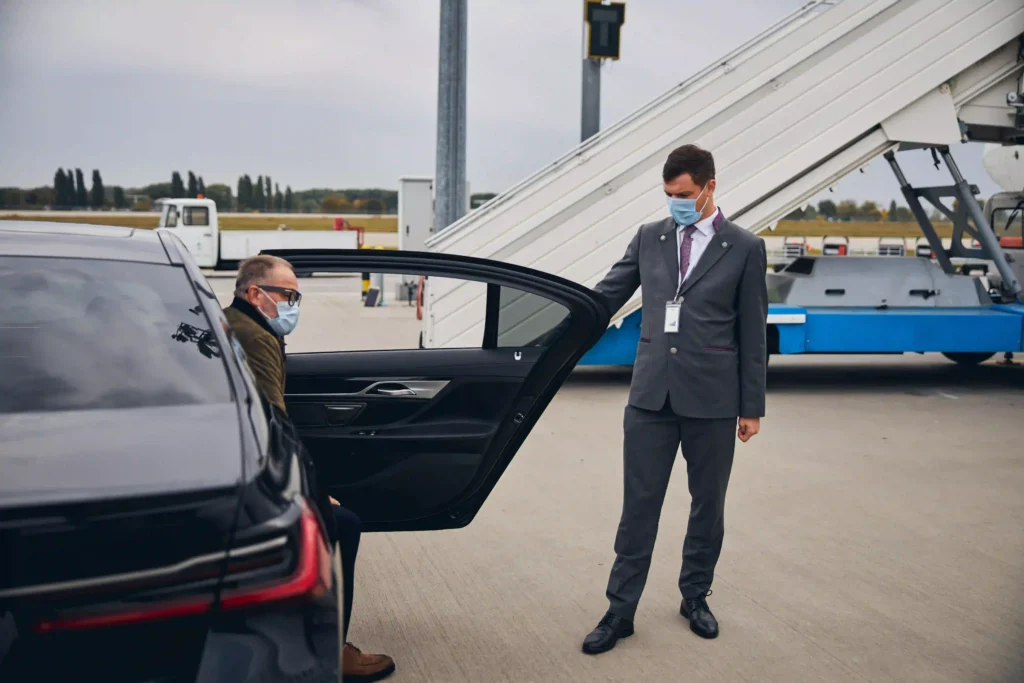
[664, 302, 681, 334]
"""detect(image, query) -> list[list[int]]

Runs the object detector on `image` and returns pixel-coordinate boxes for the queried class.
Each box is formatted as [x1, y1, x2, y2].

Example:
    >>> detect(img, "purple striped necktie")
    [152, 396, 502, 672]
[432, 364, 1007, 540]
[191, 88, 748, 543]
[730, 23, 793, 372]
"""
[680, 225, 698, 282]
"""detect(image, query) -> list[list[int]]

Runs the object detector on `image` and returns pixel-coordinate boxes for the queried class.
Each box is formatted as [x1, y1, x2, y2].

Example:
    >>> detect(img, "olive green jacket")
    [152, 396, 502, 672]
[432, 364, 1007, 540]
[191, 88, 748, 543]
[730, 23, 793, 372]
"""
[224, 297, 287, 414]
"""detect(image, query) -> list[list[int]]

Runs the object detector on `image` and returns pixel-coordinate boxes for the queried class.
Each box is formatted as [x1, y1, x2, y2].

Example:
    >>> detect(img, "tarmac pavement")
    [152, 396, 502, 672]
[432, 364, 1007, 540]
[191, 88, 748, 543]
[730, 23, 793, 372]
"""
[212, 278, 1024, 683]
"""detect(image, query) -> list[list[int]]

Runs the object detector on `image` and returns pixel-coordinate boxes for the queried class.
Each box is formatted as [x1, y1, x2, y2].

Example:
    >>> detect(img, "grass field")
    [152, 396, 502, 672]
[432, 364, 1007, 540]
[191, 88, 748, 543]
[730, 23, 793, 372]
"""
[0, 212, 398, 233]
[1, 213, 943, 239]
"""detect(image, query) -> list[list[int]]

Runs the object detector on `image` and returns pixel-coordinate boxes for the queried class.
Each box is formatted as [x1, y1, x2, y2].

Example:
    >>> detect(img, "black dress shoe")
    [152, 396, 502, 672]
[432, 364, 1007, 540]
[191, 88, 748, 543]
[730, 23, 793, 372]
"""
[582, 612, 634, 655]
[680, 591, 719, 639]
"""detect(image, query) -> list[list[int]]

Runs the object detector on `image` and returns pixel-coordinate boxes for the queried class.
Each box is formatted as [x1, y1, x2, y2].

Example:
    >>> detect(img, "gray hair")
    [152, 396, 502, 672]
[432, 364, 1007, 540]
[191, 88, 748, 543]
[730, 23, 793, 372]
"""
[234, 255, 295, 298]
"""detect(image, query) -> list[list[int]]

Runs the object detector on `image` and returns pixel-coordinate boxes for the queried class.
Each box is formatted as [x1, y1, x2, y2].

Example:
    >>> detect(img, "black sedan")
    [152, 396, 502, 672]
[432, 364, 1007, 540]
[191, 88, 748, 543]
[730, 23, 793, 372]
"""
[0, 221, 608, 682]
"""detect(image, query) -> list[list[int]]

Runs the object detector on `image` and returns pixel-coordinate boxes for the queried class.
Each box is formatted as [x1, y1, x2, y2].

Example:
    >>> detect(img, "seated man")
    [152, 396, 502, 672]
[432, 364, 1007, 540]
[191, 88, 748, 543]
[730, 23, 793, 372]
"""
[223, 255, 395, 683]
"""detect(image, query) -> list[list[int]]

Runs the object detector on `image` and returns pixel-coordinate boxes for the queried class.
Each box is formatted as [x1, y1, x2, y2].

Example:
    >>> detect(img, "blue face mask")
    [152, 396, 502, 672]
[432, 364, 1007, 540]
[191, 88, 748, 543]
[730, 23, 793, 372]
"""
[259, 289, 300, 336]
[667, 184, 710, 226]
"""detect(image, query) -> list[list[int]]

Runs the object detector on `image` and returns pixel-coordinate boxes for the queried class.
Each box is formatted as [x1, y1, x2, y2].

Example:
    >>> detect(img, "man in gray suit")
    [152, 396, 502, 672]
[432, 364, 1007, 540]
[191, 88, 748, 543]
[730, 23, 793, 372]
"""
[582, 144, 768, 654]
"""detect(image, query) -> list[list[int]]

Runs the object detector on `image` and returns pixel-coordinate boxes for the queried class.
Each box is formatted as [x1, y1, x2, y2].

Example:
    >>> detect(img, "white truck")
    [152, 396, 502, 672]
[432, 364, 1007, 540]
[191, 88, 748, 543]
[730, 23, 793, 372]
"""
[155, 198, 360, 270]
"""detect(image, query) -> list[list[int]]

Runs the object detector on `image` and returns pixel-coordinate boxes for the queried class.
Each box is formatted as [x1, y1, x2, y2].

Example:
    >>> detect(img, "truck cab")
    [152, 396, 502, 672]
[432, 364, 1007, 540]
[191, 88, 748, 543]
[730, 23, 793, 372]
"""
[983, 191, 1024, 298]
[157, 198, 219, 268]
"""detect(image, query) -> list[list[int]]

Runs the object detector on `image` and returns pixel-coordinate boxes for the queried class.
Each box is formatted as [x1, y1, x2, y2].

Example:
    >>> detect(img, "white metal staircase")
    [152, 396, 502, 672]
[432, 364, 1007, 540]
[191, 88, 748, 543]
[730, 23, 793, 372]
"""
[424, 0, 1024, 347]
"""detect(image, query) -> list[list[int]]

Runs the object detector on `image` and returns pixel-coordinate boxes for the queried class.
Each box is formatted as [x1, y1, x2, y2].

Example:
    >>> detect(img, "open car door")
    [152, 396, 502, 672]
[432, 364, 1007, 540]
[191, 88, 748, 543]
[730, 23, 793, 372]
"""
[264, 249, 609, 532]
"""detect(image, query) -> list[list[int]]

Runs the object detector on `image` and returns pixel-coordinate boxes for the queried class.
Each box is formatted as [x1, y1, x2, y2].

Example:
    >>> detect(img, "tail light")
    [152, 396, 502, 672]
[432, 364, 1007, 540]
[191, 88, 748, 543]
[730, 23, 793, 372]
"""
[30, 500, 331, 633]
[218, 500, 332, 611]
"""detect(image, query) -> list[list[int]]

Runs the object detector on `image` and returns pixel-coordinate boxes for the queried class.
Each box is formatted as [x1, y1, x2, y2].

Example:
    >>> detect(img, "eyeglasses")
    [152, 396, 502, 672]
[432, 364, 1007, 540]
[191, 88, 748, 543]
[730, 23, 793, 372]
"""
[259, 285, 302, 306]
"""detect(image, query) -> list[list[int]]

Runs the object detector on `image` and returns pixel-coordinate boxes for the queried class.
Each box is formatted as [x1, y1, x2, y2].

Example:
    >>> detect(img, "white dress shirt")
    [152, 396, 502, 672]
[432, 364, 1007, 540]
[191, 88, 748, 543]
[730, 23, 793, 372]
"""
[677, 207, 720, 289]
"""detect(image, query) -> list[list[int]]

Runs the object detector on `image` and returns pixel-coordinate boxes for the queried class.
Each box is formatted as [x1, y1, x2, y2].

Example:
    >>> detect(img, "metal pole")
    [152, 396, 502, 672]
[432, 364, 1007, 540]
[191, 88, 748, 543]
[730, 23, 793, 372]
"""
[939, 147, 1023, 299]
[434, 0, 468, 234]
[581, 58, 601, 141]
[373, 272, 386, 306]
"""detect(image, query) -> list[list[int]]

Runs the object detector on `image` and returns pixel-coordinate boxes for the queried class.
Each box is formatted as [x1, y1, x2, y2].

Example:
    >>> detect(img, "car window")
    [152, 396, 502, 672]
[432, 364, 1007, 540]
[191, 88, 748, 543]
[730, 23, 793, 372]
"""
[183, 207, 209, 226]
[497, 287, 569, 348]
[216, 270, 570, 353]
[0, 256, 232, 413]
[991, 207, 1022, 239]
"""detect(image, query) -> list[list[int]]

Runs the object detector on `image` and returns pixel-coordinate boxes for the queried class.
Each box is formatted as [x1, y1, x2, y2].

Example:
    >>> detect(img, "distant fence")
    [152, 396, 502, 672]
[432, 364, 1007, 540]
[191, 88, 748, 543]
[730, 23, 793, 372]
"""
[763, 235, 983, 265]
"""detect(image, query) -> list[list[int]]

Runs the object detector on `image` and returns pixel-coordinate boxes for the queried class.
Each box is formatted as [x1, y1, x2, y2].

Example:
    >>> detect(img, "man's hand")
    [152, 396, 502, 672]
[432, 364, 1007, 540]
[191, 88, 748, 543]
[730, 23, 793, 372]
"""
[329, 496, 341, 506]
[737, 417, 760, 443]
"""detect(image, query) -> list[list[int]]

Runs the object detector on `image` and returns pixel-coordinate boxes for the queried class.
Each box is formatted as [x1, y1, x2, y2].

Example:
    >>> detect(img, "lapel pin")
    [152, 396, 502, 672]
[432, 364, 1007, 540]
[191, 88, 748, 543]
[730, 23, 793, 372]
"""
[660, 235, 666, 241]
[721, 241, 728, 248]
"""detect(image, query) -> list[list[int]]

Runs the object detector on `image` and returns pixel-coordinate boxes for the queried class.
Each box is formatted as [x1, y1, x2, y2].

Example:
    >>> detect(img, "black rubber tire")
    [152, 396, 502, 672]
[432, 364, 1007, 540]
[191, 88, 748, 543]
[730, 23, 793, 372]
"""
[941, 352, 995, 366]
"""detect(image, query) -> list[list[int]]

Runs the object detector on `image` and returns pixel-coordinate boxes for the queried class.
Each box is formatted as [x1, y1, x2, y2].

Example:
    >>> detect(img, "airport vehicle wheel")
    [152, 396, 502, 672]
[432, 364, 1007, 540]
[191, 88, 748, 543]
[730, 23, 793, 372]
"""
[941, 352, 994, 366]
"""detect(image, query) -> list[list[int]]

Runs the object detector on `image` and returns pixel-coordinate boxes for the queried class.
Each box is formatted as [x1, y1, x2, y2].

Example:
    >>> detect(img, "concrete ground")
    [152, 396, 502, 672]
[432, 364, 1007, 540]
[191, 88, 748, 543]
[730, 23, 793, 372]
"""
[212, 276, 1024, 683]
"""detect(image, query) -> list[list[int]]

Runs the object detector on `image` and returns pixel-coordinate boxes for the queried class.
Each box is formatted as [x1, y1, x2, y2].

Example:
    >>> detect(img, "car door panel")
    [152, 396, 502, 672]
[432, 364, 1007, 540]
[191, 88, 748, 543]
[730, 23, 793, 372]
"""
[286, 352, 534, 529]
[269, 249, 609, 532]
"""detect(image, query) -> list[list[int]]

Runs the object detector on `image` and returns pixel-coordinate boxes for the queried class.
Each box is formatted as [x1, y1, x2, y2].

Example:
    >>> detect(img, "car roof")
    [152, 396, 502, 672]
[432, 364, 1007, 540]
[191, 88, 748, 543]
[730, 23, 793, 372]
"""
[0, 221, 171, 264]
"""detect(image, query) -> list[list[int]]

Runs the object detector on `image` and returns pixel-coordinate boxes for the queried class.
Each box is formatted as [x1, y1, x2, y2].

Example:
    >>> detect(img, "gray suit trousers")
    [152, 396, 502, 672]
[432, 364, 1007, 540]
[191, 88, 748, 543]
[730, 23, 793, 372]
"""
[606, 402, 736, 620]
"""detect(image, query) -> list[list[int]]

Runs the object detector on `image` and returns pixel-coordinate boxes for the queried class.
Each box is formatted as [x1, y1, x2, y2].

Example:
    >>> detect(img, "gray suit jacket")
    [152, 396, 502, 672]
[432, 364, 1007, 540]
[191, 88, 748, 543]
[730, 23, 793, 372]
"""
[594, 214, 768, 419]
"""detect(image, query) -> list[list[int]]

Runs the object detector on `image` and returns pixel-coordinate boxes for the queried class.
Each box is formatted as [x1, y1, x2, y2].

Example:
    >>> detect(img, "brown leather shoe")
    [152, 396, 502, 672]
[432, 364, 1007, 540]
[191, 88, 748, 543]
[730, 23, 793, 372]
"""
[342, 642, 396, 682]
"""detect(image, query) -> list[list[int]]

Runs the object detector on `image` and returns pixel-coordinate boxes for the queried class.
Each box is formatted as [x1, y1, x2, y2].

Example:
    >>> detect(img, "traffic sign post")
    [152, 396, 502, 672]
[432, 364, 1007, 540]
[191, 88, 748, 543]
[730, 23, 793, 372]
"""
[435, 0, 468, 234]
[581, 1, 625, 142]
[581, 58, 601, 142]
[585, 1, 625, 60]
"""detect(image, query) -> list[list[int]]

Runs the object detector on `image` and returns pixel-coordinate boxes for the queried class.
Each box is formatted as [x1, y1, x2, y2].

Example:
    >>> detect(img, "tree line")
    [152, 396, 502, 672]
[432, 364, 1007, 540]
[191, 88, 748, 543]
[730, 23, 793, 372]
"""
[236, 175, 292, 212]
[118, 174, 399, 214]
[127, 173, 399, 214]
[0, 169, 406, 214]
[785, 199, 962, 223]
[0, 168, 129, 210]
[11, 174, 943, 222]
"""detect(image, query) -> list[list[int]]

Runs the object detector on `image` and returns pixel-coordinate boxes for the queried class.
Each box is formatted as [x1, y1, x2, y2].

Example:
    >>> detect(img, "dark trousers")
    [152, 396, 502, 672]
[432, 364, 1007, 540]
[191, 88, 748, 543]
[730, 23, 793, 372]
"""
[606, 402, 736, 620]
[332, 505, 362, 642]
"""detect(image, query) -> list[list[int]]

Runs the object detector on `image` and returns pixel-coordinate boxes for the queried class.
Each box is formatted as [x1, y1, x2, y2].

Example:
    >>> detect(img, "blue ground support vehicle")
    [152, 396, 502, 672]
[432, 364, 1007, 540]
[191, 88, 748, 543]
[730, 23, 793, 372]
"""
[578, 146, 1024, 367]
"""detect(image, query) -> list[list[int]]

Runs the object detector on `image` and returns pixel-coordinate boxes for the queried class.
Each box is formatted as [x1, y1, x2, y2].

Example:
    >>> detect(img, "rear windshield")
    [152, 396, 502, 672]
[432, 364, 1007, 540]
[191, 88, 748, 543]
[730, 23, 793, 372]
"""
[0, 257, 231, 413]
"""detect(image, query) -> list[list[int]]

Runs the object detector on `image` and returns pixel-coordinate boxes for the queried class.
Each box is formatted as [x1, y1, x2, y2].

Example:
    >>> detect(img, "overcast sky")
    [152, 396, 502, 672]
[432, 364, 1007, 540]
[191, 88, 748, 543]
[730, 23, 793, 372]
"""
[0, 0, 1003, 203]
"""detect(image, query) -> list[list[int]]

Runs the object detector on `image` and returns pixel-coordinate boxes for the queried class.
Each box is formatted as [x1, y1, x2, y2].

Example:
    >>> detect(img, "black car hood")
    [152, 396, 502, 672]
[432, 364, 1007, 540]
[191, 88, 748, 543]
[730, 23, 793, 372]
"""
[0, 403, 243, 507]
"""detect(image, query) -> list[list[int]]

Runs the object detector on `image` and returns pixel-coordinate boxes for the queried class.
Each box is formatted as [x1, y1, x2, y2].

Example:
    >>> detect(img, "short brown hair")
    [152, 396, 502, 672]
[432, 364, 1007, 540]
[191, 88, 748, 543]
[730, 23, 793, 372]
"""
[234, 254, 295, 297]
[663, 144, 715, 186]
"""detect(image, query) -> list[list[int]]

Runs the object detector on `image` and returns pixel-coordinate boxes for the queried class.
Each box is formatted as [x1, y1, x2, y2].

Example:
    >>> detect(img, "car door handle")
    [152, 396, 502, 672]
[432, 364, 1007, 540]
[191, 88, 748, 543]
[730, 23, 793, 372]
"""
[373, 387, 417, 396]
[909, 289, 939, 299]
[287, 380, 449, 401]
[825, 288, 846, 296]
[363, 380, 449, 399]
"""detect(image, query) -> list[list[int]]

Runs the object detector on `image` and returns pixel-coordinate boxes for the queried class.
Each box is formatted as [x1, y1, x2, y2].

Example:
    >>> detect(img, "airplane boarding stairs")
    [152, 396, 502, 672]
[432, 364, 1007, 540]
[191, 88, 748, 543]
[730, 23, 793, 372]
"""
[423, 0, 1024, 357]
